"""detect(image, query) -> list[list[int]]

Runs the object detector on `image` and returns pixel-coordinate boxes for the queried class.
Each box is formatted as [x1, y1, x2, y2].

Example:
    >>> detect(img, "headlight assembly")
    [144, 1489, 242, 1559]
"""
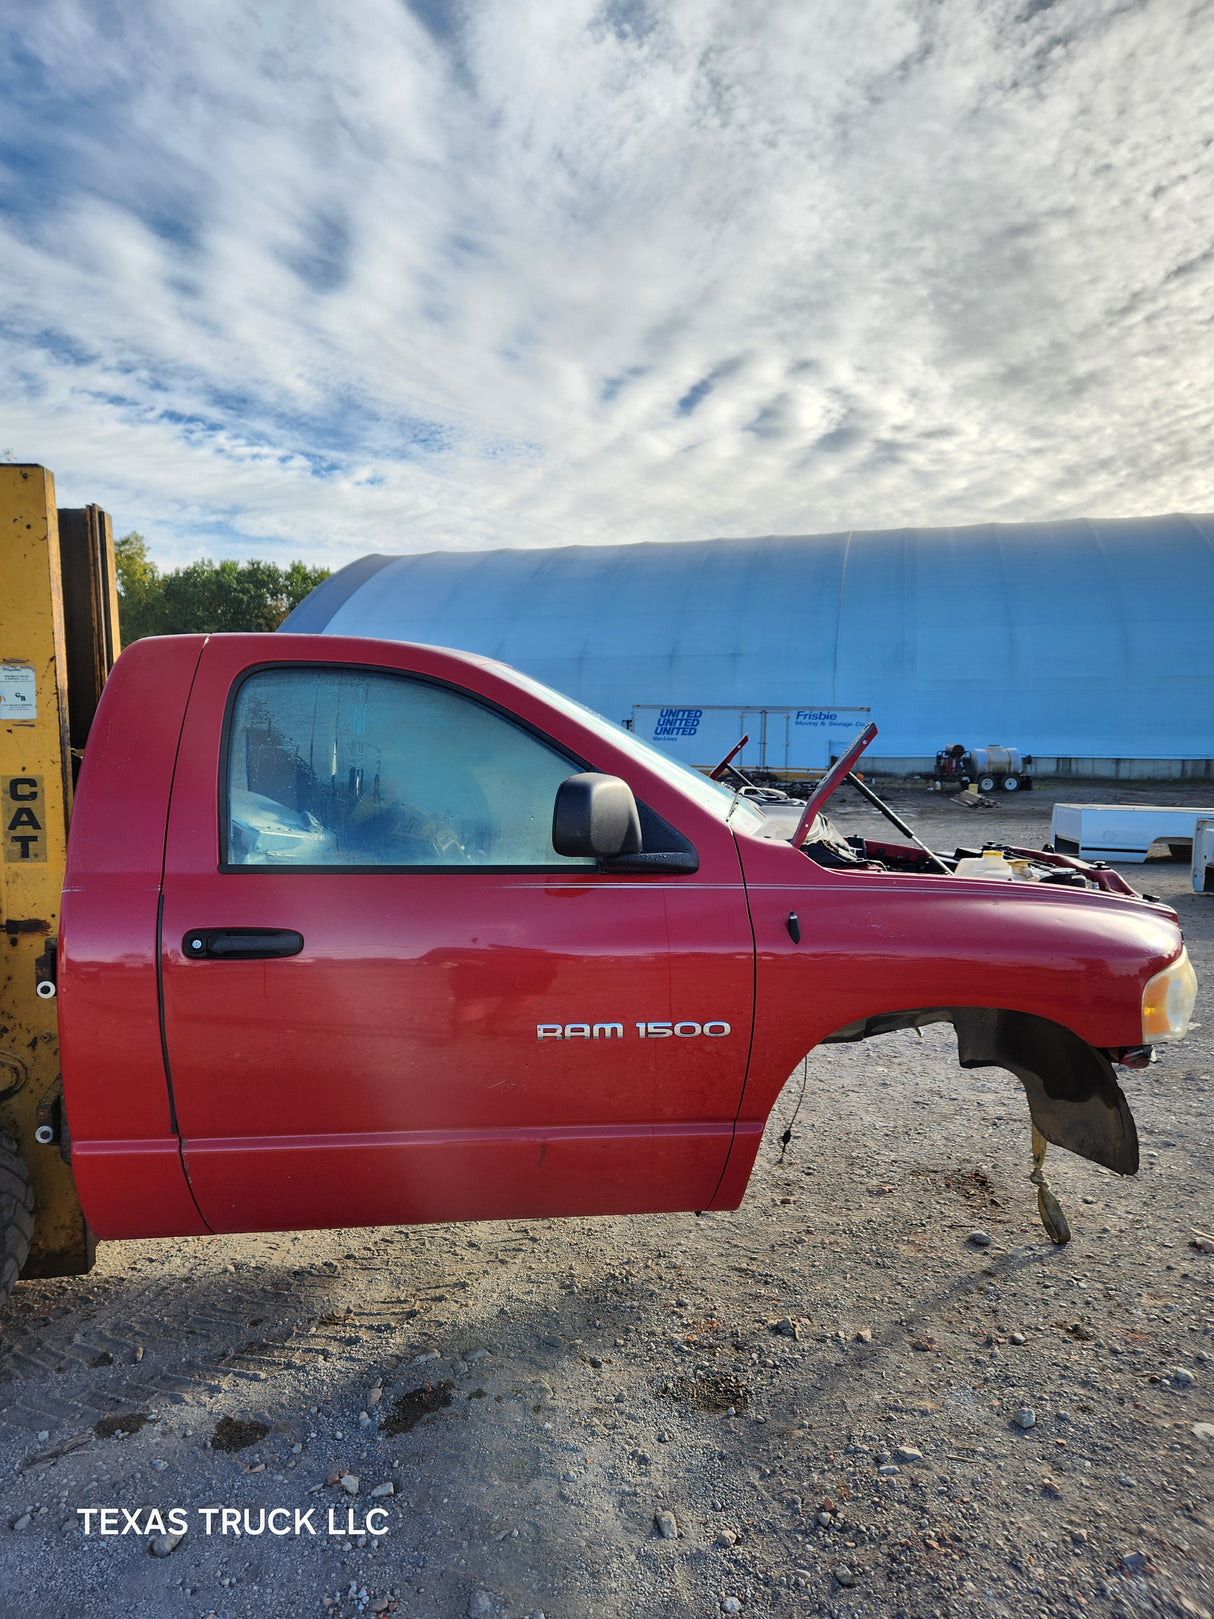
[1141, 949, 1198, 1042]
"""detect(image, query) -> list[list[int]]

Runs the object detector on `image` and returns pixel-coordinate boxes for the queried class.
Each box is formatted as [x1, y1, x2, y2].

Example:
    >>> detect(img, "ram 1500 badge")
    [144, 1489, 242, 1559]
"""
[536, 1022, 732, 1040]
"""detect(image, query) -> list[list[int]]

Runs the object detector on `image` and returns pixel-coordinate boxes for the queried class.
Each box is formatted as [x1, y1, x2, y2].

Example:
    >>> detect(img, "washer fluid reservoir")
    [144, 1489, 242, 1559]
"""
[954, 849, 1017, 880]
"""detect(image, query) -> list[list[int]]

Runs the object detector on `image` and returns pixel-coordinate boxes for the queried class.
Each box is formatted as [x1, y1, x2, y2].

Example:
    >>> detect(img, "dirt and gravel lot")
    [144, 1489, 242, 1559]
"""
[1, 782, 1211, 1619]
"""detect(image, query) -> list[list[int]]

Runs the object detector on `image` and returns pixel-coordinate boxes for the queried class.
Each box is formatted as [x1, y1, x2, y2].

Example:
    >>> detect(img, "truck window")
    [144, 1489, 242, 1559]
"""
[223, 666, 595, 869]
[497, 667, 768, 835]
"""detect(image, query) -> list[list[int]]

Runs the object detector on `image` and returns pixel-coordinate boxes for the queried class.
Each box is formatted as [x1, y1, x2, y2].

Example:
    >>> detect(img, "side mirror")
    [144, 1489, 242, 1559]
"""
[552, 773, 643, 859]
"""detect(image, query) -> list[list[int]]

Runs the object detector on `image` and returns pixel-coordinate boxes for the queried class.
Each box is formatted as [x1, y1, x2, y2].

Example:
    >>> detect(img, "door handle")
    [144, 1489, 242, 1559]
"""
[182, 928, 304, 960]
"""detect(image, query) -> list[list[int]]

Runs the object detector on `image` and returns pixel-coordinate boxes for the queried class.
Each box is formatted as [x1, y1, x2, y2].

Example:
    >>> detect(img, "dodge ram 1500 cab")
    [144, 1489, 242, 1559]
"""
[11, 631, 1193, 1284]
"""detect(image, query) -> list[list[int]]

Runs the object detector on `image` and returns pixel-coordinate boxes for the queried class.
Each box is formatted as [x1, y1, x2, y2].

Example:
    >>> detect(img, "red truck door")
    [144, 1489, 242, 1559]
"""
[158, 638, 754, 1233]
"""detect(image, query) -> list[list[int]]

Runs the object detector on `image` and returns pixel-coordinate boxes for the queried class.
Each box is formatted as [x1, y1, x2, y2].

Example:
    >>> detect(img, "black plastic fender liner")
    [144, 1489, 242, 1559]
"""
[822, 1006, 1139, 1175]
[950, 1008, 1138, 1175]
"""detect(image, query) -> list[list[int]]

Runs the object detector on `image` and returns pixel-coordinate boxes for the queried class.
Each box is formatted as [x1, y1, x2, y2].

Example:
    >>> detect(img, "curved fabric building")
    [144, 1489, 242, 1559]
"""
[283, 514, 1214, 777]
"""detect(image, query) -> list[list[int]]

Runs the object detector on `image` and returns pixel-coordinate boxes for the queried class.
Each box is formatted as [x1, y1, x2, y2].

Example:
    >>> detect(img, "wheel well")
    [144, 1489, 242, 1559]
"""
[822, 1006, 1138, 1174]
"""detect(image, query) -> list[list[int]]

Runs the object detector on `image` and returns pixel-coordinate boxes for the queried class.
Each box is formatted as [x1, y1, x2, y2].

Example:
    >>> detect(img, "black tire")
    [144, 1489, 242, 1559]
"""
[977, 775, 997, 793]
[0, 1131, 35, 1308]
[1002, 774, 1021, 791]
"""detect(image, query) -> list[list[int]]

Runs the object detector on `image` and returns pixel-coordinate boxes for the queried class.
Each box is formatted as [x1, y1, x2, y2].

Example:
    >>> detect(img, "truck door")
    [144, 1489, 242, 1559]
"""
[158, 640, 754, 1233]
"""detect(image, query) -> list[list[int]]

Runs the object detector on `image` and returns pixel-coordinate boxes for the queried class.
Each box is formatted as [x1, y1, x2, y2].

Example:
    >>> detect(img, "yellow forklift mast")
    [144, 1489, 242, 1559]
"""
[1, 464, 119, 1278]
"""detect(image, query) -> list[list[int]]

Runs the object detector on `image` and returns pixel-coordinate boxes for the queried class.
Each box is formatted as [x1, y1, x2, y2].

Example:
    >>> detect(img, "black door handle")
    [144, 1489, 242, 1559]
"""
[182, 929, 304, 960]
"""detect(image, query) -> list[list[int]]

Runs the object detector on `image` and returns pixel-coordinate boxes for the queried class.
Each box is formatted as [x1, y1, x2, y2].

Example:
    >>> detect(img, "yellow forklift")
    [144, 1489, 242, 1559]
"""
[1, 464, 119, 1289]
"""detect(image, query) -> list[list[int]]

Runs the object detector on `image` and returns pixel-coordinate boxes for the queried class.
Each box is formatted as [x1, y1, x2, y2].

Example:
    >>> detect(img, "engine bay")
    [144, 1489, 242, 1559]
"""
[713, 723, 1159, 902]
[799, 808, 1152, 899]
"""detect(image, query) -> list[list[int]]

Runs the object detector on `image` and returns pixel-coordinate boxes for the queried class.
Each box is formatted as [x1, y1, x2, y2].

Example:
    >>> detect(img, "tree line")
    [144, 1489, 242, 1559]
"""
[115, 533, 330, 641]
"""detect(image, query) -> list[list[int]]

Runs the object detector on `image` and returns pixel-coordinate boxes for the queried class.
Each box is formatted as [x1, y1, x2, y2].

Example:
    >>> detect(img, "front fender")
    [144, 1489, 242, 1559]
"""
[734, 831, 1182, 1083]
[707, 833, 1182, 1209]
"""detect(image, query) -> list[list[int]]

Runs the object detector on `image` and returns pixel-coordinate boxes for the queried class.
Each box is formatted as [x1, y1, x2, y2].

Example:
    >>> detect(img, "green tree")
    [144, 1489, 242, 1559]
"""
[114, 532, 329, 641]
[114, 531, 164, 642]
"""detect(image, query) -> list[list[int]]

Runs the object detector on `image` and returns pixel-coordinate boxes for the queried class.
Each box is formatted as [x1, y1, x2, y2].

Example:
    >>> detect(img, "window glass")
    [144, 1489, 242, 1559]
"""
[496, 668, 768, 834]
[225, 667, 595, 868]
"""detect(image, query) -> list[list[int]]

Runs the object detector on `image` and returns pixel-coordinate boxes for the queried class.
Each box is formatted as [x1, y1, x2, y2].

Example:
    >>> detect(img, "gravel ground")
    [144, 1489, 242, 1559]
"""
[0, 782, 1211, 1619]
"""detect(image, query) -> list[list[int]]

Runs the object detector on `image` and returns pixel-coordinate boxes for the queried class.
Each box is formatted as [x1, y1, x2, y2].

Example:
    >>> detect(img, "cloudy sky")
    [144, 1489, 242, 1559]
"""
[1, 0, 1211, 569]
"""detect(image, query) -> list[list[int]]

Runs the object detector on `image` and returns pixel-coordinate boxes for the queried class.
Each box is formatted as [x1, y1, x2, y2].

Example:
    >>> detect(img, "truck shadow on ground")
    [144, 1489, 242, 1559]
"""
[0, 1103, 1204, 1619]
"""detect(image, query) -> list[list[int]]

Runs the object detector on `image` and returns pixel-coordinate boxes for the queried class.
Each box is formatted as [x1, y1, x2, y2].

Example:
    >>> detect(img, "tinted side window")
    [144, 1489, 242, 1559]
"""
[225, 667, 594, 869]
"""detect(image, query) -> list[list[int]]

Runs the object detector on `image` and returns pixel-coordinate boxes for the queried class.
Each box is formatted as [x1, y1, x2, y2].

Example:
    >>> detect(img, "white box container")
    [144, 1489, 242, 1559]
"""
[1051, 802, 1214, 864]
[1193, 818, 1214, 893]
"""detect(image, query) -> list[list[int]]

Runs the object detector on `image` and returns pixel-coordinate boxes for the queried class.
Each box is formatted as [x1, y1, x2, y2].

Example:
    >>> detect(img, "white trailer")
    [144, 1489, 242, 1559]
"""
[630, 704, 871, 779]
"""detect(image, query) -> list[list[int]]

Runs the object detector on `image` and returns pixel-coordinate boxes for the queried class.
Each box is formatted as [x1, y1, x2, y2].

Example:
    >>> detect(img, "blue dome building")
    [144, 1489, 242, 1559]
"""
[283, 514, 1214, 780]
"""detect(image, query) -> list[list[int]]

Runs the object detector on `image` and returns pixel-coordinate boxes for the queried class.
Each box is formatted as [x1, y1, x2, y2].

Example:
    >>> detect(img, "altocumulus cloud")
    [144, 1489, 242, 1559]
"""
[0, 0, 1211, 565]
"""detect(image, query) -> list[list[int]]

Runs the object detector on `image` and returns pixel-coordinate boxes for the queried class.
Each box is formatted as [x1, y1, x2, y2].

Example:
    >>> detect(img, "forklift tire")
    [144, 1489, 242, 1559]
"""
[0, 1131, 35, 1309]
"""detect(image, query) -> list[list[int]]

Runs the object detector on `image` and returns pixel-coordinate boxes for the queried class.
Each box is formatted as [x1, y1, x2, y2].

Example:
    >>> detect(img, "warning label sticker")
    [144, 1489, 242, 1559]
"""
[0, 665, 37, 723]
[3, 774, 47, 862]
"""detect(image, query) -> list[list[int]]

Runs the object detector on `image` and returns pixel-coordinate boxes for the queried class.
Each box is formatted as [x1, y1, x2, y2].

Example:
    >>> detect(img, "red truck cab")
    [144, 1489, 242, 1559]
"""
[58, 634, 1195, 1246]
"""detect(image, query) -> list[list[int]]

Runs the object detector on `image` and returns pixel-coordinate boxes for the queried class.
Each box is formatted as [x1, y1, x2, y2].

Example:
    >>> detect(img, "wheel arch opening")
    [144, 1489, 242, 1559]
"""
[821, 1006, 1138, 1174]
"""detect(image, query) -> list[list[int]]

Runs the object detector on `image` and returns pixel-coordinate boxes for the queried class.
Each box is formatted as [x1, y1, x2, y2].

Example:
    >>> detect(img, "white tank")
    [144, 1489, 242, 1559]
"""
[967, 745, 1024, 777]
